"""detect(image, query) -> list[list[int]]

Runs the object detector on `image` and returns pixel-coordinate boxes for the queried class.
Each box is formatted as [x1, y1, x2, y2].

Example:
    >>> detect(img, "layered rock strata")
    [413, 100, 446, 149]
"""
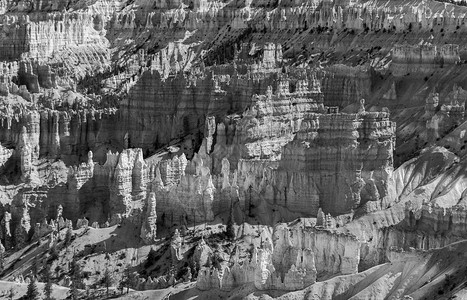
[391, 43, 460, 76]
[209, 95, 395, 217]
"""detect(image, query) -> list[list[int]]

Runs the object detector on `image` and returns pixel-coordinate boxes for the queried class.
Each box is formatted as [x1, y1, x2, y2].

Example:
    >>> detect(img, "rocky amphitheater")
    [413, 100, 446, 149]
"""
[0, 0, 466, 299]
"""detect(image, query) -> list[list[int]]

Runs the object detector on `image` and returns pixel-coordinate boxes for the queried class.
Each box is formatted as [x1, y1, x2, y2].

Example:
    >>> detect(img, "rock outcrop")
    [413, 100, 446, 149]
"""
[196, 222, 359, 291]
[271, 240, 467, 300]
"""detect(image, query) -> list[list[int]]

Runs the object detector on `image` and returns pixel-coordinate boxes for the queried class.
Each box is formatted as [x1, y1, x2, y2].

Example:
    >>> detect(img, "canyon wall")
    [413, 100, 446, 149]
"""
[0, 78, 396, 249]
[1, 0, 467, 296]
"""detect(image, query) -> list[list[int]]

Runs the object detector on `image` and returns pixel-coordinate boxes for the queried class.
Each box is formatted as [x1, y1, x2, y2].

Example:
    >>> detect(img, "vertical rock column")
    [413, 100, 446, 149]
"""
[132, 149, 148, 201]
[0, 212, 12, 249]
[18, 126, 34, 183]
[140, 192, 157, 244]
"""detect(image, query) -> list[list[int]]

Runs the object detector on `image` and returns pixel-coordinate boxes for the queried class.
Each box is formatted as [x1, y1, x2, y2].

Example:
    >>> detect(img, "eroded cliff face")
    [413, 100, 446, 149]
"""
[1, 0, 467, 298]
[1, 0, 459, 159]
[0, 0, 466, 163]
[268, 240, 467, 300]
[328, 146, 467, 272]
[196, 222, 359, 291]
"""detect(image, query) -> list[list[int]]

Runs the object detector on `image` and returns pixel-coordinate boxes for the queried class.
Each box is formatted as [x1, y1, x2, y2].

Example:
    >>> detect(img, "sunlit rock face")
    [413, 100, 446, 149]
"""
[276, 110, 396, 216]
[118, 43, 288, 153]
[0, 66, 395, 251]
[201, 83, 395, 218]
[196, 222, 360, 291]
[2, 0, 467, 297]
[324, 146, 467, 271]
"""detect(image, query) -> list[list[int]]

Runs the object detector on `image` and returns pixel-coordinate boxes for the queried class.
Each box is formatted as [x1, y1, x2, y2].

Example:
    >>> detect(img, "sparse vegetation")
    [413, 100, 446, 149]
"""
[43, 266, 54, 300]
[25, 277, 39, 300]
[120, 265, 134, 294]
[69, 255, 85, 300]
[49, 244, 59, 261]
[2, 2, 467, 300]
[101, 267, 114, 298]
[226, 201, 236, 240]
[8, 287, 15, 300]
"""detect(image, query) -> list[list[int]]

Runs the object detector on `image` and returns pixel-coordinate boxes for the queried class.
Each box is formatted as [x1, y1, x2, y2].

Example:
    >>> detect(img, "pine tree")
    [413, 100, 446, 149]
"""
[69, 254, 85, 300]
[54, 265, 61, 278]
[49, 243, 59, 261]
[121, 265, 133, 294]
[69, 280, 79, 300]
[102, 267, 113, 298]
[226, 200, 236, 240]
[118, 279, 125, 295]
[8, 286, 15, 300]
[69, 257, 82, 300]
[210, 252, 222, 270]
[190, 261, 198, 280]
[25, 277, 39, 300]
[44, 265, 54, 300]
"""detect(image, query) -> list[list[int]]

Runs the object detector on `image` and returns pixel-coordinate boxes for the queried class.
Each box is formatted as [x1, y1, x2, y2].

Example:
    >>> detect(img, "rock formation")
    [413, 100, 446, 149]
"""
[140, 192, 157, 243]
[391, 43, 460, 76]
[1, 0, 467, 298]
[196, 222, 360, 291]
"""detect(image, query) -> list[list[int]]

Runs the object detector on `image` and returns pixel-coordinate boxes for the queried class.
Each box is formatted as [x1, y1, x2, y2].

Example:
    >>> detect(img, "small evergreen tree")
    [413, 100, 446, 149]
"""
[226, 200, 236, 240]
[69, 256, 82, 300]
[49, 244, 59, 261]
[8, 286, 15, 300]
[118, 279, 125, 295]
[102, 267, 114, 298]
[44, 265, 54, 300]
[247, 185, 253, 217]
[120, 265, 133, 294]
[70, 255, 85, 291]
[190, 261, 198, 280]
[69, 280, 79, 300]
[210, 252, 222, 270]
[25, 277, 39, 300]
[54, 265, 61, 277]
